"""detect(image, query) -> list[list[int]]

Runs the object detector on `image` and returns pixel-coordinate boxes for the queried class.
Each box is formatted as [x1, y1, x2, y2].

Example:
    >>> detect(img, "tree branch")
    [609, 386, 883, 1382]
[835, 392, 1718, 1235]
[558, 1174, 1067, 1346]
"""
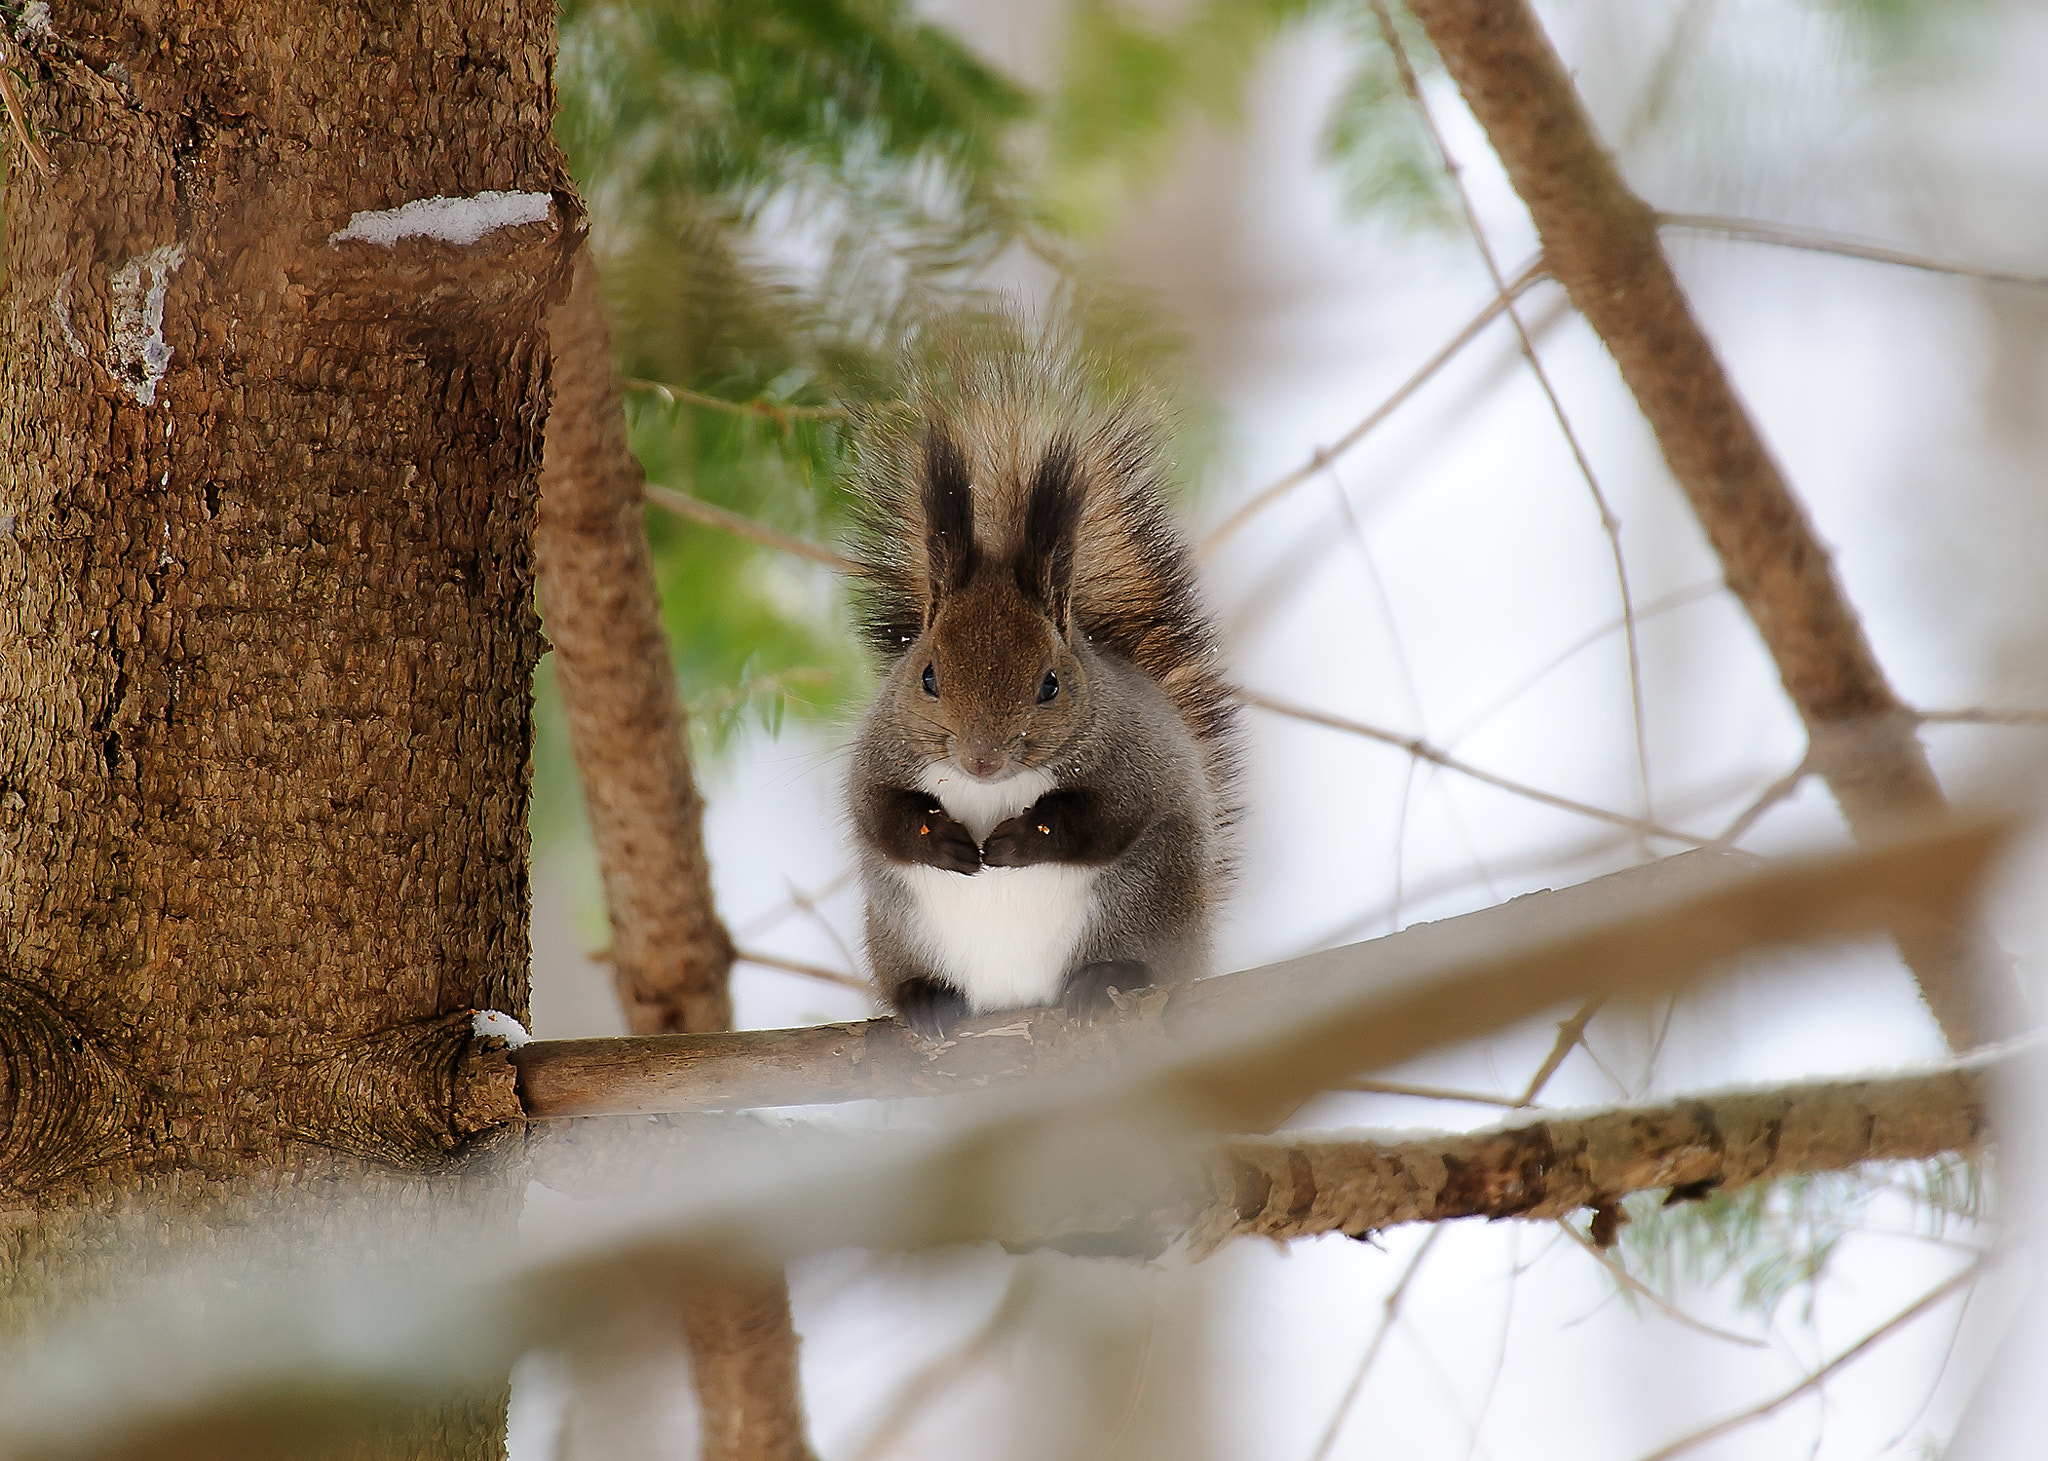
[511, 820, 2006, 1122]
[1402, 0, 2012, 1049]
[539, 247, 812, 1461]
[1204, 1052, 1999, 1251]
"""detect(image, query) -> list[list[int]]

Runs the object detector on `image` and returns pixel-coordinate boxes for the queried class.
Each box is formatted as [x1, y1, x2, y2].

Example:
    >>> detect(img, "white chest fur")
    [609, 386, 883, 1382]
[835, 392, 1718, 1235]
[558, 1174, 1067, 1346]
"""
[897, 763, 1097, 1013]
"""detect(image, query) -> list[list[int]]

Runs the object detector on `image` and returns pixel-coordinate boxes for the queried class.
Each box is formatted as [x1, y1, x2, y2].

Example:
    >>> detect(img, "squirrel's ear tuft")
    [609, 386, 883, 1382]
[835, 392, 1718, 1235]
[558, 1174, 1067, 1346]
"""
[1018, 435, 1085, 637]
[921, 425, 976, 622]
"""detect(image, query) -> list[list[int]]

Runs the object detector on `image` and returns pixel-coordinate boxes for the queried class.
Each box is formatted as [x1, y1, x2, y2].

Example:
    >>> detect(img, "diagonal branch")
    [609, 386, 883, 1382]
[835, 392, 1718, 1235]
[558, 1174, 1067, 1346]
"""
[510, 821, 2005, 1122]
[1402, 0, 2014, 1049]
[539, 247, 813, 1461]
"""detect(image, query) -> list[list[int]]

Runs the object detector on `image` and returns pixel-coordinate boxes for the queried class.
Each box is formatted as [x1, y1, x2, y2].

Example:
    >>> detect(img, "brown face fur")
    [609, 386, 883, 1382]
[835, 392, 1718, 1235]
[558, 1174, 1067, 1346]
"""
[895, 572, 1091, 781]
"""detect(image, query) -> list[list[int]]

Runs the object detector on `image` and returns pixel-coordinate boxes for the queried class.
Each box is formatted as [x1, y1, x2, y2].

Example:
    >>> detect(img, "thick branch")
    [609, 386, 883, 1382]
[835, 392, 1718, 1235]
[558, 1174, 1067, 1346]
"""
[1207, 1055, 1996, 1250]
[1404, 0, 2009, 1048]
[539, 248, 810, 1461]
[512, 822, 2004, 1122]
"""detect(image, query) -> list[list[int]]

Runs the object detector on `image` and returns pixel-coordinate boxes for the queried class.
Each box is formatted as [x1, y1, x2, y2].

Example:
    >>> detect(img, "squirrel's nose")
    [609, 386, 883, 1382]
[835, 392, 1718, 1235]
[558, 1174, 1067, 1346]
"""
[957, 743, 1009, 780]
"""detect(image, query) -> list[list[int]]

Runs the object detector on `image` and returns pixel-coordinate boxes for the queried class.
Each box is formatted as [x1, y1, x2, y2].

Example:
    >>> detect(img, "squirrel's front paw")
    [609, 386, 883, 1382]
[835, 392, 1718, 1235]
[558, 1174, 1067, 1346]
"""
[894, 976, 969, 1041]
[914, 807, 982, 874]
[1061, 960, 1153, 1020]
[982, 813, 1057, 867]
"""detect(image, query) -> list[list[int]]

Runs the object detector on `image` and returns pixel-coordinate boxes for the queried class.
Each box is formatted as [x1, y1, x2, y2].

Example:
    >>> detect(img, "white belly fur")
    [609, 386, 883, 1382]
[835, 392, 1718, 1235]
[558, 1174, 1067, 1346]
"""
[896, 862, 1098, 1012]
[903, 762, 1094, 1012]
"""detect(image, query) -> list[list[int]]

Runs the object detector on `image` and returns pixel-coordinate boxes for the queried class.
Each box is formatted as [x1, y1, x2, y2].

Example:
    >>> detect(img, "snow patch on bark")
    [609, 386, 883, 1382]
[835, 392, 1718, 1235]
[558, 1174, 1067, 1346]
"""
[109, 243, 186, 408]
[471, 1009, 532, 1048]
[329, 191, 553, 249]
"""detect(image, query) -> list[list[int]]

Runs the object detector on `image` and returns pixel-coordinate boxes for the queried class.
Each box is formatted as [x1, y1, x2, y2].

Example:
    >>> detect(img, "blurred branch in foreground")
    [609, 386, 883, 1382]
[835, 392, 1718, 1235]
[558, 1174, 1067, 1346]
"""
[0, 817, 2011, 1461]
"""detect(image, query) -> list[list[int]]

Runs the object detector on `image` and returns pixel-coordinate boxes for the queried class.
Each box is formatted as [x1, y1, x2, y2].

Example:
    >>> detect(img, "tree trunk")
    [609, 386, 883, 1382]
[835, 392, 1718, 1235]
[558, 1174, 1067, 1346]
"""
[0, 6, 570, 1457]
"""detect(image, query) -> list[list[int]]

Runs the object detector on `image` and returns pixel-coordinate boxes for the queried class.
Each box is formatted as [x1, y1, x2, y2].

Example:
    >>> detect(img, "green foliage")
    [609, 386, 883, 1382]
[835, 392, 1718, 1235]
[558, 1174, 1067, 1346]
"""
[1317, 10, 1457, 230]
[550, 0, 1041, 780]
[1043, 0, 1455, 236]
[1613, 1158, 1990, 1324]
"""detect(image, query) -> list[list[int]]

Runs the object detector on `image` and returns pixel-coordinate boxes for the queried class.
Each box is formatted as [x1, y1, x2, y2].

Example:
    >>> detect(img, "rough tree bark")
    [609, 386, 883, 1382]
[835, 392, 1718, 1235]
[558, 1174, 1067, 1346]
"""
[1402, 0, 2014, 1050]
[537, 249, 813, 1460]
[0, 5, 567, 1457]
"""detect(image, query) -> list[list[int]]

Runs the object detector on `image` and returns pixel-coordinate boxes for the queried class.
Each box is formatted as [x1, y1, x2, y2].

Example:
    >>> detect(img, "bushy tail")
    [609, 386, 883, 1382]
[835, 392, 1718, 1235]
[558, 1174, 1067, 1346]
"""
[848, 319, 1243, 830]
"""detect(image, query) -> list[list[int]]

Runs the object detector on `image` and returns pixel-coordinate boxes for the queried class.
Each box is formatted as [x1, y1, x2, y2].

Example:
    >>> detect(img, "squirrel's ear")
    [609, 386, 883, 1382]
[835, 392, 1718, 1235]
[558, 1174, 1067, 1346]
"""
[1018, 436, 1084, 638]
[921, 426, 976, 624]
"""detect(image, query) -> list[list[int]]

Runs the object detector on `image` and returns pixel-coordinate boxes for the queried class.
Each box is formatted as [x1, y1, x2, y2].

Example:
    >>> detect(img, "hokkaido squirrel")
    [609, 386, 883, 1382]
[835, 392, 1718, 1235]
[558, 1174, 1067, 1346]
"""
[845, 329, 1240, 1040]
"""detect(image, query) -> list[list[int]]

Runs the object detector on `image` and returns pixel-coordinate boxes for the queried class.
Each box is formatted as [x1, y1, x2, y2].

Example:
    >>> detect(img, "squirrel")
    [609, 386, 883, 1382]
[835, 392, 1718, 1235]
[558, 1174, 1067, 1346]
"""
[844, 330, 1240, 1041]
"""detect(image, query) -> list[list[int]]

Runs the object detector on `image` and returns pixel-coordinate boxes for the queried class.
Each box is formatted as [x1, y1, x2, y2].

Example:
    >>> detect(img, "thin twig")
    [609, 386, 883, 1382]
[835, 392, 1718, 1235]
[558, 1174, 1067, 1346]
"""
[1307, 1228, 1443, 1461]
[1631, 1257, 1988, 1461]
[1341, 1078, 1523, 1109]
[1555, 1220, 1770, 1349]
[621, 377, 853, 421]
[1442, 582, 1725, 748]
[1372, 0, 1656, 839]
[1238, 688, 1706, 847]
[1658, 212, 2048, 291]
[1517, 998, 1604, 1106]
[850, 1269, 1029, 1461]
[1917, 707, 2048, 727]
[733, 948, 875, 996]
[644, 483, 863, 574]
[1197, 257, 1547, 559]
[0, 66, 54, 177]
[1710, 755, 1812, 850]
[736, 869, 858, 942]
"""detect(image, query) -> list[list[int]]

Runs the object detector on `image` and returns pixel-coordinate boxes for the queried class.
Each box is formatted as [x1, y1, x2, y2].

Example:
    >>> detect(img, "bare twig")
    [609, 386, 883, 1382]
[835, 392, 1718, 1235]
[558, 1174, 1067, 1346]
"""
[1371, 0, 1656, 836]
[735, 948, 875, 997]
[1443, 582, 1725, 747]
[621, 377, 853, 421]
[1516, 998, 1604, 1106]
[737, 869, 858, 942]
[1340, 1078, 1523, 1109]
[1555, 1220, 1769, 1350]
[849, 1269, 1028, 1461]
[1918, 707, 2048, 727]
[644, 483, 863, 575]
[1238, 688, 1705, 847]
[1630, 1256, 1988, 1461]
[1308, 1229, 1443, 1461]
[1197, 257, 1547, 559]
[1710, 756, 1813, 850]
[1403, 0, 2009, 1048]
[0, 66, 54, 177]
[1658, 212, 2048, 291]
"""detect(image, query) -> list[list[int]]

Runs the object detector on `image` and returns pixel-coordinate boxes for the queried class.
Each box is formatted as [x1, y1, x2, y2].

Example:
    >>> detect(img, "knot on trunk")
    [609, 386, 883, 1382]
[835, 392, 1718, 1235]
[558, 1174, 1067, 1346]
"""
[281, 1011, 524, 1169]
[0, 978, 142, 1196]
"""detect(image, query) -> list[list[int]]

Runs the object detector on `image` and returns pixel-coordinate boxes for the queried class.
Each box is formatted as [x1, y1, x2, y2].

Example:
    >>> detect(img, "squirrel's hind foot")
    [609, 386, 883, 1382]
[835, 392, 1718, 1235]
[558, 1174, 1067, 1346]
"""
[894, 976, 969, 1042]
[1061, 960, 1153, 1020]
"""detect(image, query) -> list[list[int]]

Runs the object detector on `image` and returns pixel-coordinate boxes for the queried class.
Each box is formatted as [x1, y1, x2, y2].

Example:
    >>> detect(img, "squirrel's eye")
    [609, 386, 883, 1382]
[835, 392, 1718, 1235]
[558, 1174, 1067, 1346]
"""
[922, 663, 939, 698]
[1037, 669, 1059, 704]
